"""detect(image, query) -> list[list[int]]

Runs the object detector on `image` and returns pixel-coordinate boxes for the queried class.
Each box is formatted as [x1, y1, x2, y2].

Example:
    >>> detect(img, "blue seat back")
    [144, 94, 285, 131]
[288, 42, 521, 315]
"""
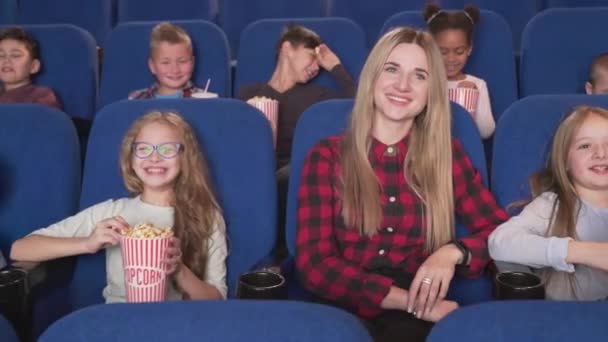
[327, 0, 464, 47]
[0, 104, 80, 255]
[235, 17, 366, 96]
[542, 0, 608, 7]
[17, 0, 114, 47]
[117, 0, 218, 23]
[39, 301, 372, 342]
[381, 10, 517, 120]
[470, 0, 539, 52]
[99, 20, 230, 108]
[219, 0, 325, 56]
[70, 99, 276, 308]
[520, 8, 608, 97]
[0, 0, 17, 25]
[427, 301, 608, 341]
[0, 314, 18, 342]
[491, 94, 608, 209]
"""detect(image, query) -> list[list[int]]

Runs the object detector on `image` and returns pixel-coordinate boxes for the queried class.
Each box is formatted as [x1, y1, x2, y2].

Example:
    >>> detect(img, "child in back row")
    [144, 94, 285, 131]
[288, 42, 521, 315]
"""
[11, 111, 227, 302]
[129, 22, 210, 100]
[490, 106, 608, 301]
[585, 53, 608, 95]
[423, 4, 495, 139]
[0, 27, 62, 111]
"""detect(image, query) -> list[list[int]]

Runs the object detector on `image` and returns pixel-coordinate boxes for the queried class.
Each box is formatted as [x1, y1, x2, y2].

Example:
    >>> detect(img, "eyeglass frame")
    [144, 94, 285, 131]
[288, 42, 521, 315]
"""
[131, 142, 183, 159]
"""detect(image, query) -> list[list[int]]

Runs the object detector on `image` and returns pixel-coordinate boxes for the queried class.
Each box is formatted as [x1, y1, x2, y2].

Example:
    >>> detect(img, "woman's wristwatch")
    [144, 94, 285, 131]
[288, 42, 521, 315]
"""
[451, 239, 471, 266]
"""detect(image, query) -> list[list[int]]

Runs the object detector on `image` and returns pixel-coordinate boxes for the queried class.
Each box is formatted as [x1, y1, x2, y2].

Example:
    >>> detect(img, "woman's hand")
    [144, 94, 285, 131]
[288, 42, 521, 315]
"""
[315, 44, 341, 71]
[408, 243, 463, 318]
[84, 216, 127, 253]
[420, 300, 459, 322]
[163, 236, 182, 275]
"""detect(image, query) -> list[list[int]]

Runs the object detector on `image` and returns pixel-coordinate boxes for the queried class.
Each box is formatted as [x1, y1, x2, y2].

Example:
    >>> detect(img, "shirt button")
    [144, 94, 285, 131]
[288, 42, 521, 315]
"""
[389, 196, 396, 202]
[378, 249, 386, 255]
[387, 146, 394, 154]
[386, 227, 394, 233]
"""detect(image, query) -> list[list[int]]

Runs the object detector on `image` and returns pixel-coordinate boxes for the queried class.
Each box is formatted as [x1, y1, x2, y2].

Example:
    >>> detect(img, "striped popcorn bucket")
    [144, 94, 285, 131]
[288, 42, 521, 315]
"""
[120, 235, 171, 302]
[448, 87, 480, 116]
[247, 99, 279, 148]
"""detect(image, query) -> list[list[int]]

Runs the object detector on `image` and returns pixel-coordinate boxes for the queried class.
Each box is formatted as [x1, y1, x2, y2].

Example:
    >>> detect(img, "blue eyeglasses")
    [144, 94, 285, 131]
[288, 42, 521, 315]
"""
[132, 142, 183, 159]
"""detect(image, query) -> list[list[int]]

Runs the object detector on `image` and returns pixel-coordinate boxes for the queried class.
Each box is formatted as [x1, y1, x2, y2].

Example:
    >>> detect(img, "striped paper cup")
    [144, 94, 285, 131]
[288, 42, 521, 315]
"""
[120, 235, 171, 302]
[448, 87, 480, 115]
[247, 99, 279, 148]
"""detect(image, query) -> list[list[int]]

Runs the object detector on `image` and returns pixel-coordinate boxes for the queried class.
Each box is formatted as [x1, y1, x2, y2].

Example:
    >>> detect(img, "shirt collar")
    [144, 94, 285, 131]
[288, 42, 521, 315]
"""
[370, 134, 409, 161]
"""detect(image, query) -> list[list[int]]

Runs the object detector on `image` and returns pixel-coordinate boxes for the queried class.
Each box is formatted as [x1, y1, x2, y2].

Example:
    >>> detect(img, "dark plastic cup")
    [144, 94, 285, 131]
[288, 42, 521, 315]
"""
[237, 271, 287, 300]
[0, 267, 30, 341]
[495, 271, 545, 300]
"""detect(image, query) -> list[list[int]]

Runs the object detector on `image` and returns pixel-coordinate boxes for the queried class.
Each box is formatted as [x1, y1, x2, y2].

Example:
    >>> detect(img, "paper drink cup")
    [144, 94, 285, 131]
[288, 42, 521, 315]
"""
[120, 235, 171, 302]
[191, 91, 219, 99]
[247, 98, 279, 148]
[448, 87, 480, 115]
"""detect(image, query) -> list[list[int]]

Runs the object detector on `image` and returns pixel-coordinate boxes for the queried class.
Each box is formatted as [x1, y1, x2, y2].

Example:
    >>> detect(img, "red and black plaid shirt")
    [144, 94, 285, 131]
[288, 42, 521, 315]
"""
[296, 135, 508, 318]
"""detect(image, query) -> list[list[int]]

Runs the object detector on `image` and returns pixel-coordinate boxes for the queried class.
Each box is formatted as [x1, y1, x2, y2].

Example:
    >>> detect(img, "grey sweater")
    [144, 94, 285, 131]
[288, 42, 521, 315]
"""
[489, 192, 608, 300]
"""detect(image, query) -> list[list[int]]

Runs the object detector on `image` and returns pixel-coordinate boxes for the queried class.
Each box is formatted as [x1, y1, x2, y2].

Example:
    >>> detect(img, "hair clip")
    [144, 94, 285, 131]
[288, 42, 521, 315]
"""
[463, 11, 474, 25]
[426, 10, 444, 24]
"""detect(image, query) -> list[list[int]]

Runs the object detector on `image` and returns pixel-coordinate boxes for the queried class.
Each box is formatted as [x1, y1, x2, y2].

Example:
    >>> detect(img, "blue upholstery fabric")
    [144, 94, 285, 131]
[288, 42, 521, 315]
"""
[327, 0, 464, 47]
[520, 8, 608, 97]
[235, 17, 366, 96]
[219, 0, 325, 57]
[542, 0, 608, 7]
[284, 99, 494, 304]
[39, 301, 372, 342]
[70, 99, 276, 309]
[0, 0, 17, 25]
[0, 104, 80, 255]
[491, 94, 608, 209]
[0, 314, 18, 342]
[427, 301, 608, 342]
[470, 0, 539, 52]
[17, 0, 114, 47]
[0, 24, 99, 120]
[117, 0, 218, 23]
[99, 20, 230, 108]
[381, 10, 517, 121]
[0, 104, 81, 338]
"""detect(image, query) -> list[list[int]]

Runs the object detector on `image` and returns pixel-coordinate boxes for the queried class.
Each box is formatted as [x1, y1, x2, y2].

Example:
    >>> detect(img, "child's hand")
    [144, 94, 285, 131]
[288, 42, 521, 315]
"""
[420, 300, 459, 322]
[163, 236, 182, 275]
[456, 80, 477, 89]
[85, 216, 127, 253]
[315, 44, 341, 71]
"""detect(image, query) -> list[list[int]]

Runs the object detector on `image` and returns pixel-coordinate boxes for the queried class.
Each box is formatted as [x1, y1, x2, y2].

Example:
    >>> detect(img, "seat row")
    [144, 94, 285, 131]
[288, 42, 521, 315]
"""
[1, 93, 608, 336]
[3, 7, 607, 124]
[1, 0, 604, 54]
[2, 298, 607, 341]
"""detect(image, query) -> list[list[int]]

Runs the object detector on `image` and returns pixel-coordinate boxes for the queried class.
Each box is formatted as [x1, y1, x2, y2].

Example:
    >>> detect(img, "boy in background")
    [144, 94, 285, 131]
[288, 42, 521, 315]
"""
[0, 27, 62, 110]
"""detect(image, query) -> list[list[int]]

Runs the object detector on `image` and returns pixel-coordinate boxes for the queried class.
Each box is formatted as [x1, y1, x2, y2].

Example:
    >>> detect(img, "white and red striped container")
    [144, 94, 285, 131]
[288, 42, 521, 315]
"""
[120, 235, 171, 302]
[448, 87, 480, 116]
[247, 99, 279, 148]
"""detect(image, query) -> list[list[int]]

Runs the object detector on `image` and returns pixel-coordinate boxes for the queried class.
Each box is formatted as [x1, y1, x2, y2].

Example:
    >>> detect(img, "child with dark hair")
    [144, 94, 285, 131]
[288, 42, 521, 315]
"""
[238, 24, 356, 170]
[585, 52, 608, 94]
[239, 24, 356, 258]
[423, 4, 494, 139]
[0, 27, 62, 110]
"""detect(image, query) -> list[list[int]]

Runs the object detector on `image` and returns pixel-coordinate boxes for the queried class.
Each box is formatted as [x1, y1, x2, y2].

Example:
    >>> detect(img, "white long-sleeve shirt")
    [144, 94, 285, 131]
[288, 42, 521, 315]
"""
[29, 196, 228, 301]
[489, 192, 608, 300]
[448, 74, 495, 139]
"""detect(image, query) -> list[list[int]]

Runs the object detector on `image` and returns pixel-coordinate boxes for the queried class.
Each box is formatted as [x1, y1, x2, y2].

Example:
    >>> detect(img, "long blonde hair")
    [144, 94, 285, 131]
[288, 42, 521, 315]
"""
[528, 106, 608, 296]
[340, 27, 454, 252]
[120, 111, 220, 280]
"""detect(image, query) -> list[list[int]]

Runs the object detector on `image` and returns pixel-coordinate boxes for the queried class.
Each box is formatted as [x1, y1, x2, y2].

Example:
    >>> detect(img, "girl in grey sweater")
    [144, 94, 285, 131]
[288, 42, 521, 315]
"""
[489, 106, 608, 300]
